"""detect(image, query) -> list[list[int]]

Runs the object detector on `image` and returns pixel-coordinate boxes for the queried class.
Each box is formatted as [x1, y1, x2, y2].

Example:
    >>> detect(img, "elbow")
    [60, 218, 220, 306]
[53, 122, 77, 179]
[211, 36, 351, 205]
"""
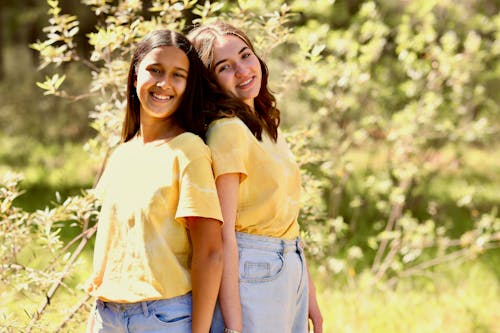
[198, 246, 223, 276]
[198, 241, 223, 268]
[208, 245, 224, 267]
[192, 245, 223, 275]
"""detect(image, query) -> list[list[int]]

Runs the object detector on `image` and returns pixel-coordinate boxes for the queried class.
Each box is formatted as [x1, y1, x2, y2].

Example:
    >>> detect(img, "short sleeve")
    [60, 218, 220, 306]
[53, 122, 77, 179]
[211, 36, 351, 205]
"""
[175, 153, 223, 225]
[91, 150, 117, 201]
[206, 118, 249, 181]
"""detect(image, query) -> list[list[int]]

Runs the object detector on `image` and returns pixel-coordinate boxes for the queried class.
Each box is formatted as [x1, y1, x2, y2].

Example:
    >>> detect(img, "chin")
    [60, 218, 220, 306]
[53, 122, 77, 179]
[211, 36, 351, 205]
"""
[242, 91, 259, 101]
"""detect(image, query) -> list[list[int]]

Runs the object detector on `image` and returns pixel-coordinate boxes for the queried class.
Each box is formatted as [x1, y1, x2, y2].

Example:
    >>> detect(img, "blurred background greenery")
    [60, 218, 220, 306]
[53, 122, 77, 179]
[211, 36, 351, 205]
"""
[0, 1, 97, 210]
[1, 0, 499, 332]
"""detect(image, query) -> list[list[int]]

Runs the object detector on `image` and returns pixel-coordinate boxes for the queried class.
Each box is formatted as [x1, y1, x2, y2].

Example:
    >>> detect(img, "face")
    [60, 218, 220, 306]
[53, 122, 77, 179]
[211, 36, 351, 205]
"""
[134, 46, 189, 121]
[211, 35, 262, 109]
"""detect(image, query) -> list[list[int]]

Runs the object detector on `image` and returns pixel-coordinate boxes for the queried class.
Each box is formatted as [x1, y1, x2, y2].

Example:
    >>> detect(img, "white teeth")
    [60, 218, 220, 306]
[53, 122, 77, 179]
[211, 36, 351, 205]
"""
[152, 92, 172, 100]
[238, 77, 253, 87]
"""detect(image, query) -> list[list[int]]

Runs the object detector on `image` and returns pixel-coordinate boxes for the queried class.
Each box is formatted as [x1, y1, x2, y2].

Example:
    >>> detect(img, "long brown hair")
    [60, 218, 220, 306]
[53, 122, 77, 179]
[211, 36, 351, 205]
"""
[187, 21, 280, 141]
[122, 29, 210, 142]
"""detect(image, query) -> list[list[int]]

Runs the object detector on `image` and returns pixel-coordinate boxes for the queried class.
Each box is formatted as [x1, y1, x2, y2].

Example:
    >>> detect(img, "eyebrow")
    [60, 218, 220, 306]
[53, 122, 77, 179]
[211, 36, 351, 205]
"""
[214, 46, 249, 69]
[148, 63, 189, 73]
[175, 67, 189, 74]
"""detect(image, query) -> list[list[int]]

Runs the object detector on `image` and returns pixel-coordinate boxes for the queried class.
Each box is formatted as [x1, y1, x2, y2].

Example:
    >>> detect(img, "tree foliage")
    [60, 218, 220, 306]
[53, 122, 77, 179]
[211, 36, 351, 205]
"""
[1, 0, 499, 331]
[287, 0, 499, 283]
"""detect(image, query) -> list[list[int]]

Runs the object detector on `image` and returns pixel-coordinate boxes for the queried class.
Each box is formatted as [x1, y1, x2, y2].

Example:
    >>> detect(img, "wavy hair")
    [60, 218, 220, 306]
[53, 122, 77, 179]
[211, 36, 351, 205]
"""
[187, 21, 280, 141]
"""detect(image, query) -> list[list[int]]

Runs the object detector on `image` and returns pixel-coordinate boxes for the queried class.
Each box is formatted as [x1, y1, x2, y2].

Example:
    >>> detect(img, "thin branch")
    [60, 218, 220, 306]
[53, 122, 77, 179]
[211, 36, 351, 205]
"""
[79, 57, 101, 72]
[372, 178, 411, 272]
[46, 225, 96, 270]
[26, 221, 97, 333]
[93, 148, 112, 188]
[55, 91, 99, 102]
[54, 293, 93, 333]
[399, 248, 470, 278]
[374, 238, 402, 281]
[385, 241, 500, 286]
[0, 263, 51, 276]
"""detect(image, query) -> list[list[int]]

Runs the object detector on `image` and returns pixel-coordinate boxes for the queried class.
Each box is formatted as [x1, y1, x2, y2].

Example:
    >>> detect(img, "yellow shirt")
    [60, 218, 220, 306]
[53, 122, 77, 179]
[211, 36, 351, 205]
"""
[87, 133, 222, 303]
[207, 117, 301, 239]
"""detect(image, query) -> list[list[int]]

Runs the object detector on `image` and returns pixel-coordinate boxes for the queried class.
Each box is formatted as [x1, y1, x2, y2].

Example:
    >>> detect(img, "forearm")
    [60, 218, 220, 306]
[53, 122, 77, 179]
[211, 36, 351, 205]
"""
[219, 236, 242, 331]
[214, 173, 242, 332]
[307, 264, 317, 300]
[191, 245, 223, 333]
[306, 262, 323, 333]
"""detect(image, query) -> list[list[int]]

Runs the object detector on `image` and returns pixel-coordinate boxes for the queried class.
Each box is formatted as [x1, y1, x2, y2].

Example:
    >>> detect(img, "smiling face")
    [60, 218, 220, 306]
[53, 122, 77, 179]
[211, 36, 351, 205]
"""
[211, 35, 262, 110]
[134, 46, 189, 122]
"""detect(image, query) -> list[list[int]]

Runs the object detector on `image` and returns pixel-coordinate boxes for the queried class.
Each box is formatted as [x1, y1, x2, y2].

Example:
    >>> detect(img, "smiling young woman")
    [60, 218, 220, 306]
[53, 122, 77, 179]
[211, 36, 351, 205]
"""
[85, 30, 224, 333]
[188, 22, 323, 333]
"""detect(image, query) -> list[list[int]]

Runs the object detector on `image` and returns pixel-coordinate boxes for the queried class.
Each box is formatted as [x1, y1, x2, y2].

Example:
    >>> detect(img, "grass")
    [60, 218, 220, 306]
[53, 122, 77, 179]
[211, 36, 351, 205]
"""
[316, 254, 500, 333]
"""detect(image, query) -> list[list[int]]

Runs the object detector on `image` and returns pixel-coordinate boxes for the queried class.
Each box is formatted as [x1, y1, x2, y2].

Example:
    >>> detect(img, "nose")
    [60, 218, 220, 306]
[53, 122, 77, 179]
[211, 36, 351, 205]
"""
[234, 62, 249, 78]
[156, 75, 170, 88]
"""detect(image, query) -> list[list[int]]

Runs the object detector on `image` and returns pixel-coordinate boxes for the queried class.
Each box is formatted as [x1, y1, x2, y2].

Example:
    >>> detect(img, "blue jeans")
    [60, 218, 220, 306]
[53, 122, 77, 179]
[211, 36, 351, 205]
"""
[210, 232, 309, 333]
[88, 292, 192, 333]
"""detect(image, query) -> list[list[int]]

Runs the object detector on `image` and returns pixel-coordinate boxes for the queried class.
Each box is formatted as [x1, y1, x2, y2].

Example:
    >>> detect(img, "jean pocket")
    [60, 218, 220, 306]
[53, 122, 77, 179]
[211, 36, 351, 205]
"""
[153, 312, 191, 325]
[151, 299, 192, 328]
[239, 248, 285, 283]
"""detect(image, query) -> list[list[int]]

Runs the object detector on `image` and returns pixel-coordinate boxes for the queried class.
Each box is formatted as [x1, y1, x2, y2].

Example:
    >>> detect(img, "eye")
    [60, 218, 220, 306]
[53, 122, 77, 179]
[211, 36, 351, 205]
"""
[174, 72, 187, 79]
[218, 64, 231, 73]
[242, 52, 252, 59]
[147, 67, 161, 74]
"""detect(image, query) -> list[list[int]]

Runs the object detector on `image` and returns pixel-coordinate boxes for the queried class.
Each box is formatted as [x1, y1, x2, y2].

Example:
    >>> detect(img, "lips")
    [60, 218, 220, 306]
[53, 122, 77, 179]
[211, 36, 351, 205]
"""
[237, 76, 255, 89]
[150, 91, 173, 101]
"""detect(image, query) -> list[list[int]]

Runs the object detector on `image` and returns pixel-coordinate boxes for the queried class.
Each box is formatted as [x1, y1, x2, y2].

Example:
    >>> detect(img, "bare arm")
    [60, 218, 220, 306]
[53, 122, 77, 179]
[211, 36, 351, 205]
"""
[216, 173, 242, 332]
[307, 263, 323, 333]
[186, 217, 223, 333]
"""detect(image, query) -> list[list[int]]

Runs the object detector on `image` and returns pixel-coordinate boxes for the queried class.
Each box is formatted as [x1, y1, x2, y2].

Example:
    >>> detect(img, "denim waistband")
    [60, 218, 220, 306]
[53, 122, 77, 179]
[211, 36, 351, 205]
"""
[98, 292, 191, 316]
[236, 232, 303, 254]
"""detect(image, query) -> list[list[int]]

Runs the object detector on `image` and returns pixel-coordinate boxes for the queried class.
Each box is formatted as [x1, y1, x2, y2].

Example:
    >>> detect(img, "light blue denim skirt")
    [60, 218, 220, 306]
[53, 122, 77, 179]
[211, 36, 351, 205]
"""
[211, 232, 309, 333]
[89, 292, 192, 333]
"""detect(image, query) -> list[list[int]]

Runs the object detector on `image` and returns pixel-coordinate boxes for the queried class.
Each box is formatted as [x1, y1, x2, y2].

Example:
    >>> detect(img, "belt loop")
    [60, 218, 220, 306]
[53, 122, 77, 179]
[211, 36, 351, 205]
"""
[97, 299, 105, 310]
[141, 301, 149, 316]
[296, 238, 303, 254]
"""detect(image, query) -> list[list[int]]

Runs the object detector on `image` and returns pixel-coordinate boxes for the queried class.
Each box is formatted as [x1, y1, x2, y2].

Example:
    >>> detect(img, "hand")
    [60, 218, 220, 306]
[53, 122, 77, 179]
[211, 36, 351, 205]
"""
[307, 267, 323, 333]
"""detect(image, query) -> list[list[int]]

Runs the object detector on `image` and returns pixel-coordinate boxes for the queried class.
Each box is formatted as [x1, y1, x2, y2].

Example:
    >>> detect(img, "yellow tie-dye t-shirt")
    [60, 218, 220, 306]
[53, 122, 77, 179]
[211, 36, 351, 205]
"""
[206, 117, 301, 240]
[87, 133, 223, 303]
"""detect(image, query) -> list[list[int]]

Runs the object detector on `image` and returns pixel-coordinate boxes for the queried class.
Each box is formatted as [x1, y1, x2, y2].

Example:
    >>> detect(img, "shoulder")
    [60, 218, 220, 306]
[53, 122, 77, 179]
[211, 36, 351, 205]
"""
[171, 132, 210, 160]
[106, 141, 131, 162]
[208, 117, 247, 130]
[174, 132, 206, 146]
[207, 117, 250, 137]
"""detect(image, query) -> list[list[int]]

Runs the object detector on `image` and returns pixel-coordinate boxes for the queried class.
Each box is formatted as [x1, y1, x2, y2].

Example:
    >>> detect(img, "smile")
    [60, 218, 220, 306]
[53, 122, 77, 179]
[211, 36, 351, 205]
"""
[151, 92, 173, 101]
[237, 76, 254, 88]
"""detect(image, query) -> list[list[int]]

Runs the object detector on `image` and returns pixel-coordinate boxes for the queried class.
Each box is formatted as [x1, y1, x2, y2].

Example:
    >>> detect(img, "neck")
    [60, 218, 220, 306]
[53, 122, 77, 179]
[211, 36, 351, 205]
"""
[138, 118, 184, 144]
[244, 98, 255, 112]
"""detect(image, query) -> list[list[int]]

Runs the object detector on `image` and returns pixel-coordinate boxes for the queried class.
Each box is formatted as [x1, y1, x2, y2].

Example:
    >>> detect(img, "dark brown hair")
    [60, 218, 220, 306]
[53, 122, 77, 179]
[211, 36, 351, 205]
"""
[187, 21, 280, 141]
[122, 29, 210, 142]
